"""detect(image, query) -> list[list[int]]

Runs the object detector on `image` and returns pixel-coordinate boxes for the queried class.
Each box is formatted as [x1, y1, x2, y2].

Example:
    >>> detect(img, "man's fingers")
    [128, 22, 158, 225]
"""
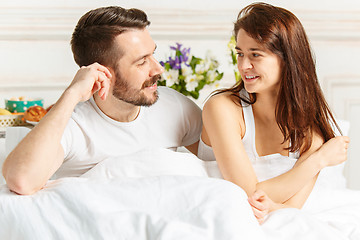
[91, 62, 112, 79]
[97, 72, 111, 100]
[91, 81, 101, 95]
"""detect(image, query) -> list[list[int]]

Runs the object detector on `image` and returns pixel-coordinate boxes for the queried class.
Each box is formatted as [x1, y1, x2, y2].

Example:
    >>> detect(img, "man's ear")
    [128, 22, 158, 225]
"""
[106, 67, 116, 85]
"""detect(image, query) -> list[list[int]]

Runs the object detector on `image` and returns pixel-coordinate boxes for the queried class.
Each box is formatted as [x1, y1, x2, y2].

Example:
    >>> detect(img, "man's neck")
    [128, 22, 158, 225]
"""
[94, 94, 141, 122]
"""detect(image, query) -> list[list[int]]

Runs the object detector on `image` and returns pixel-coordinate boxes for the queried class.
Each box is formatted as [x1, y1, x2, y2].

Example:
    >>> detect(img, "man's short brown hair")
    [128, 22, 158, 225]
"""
[71, 6, 150, 69]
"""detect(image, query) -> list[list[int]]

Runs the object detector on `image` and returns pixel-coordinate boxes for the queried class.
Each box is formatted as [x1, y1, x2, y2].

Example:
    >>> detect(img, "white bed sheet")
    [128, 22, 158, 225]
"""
[0, 148, 359, 240]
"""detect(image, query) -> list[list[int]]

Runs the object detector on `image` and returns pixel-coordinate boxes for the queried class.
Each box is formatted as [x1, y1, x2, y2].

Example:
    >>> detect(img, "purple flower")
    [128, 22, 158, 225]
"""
[164, 42, 192, 69]
[168, 56, 181, 69]
[170, 42, 183, 51]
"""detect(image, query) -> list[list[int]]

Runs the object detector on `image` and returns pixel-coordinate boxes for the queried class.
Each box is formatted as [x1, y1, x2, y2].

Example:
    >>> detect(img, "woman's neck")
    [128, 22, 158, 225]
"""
[252, 91, 278, 124]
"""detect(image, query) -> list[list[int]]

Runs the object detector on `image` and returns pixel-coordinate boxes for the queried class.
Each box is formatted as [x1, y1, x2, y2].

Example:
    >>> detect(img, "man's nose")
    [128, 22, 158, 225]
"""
[149, 56, 164, 76]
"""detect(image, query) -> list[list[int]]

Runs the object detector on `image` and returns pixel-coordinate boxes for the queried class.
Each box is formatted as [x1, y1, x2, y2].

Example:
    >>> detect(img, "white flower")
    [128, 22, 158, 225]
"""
[211, 82, 221, 89]
[202, 82, 221, 92]
[211, 59, 220, 69]
[227, 36, 237, 55]
[181, 63, 192, 77]
[162, 69, 179, 87]
[195, 60, 209, 74]
[227, 38, 236, 52]
[205, 50, 216, 61]
[206, 70, 217, 82]
[159, 43, 224, 99]
[184, 74, 199, 91]
[204, 51, 220, 70]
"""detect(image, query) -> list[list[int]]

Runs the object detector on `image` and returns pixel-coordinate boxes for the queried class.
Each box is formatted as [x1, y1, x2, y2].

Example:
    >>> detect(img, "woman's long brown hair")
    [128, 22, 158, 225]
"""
[215, 2, 340, 154]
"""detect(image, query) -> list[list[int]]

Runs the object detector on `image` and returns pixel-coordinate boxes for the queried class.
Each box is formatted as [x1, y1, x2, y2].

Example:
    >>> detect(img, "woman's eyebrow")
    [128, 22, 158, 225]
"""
[235, 46, 264, 51]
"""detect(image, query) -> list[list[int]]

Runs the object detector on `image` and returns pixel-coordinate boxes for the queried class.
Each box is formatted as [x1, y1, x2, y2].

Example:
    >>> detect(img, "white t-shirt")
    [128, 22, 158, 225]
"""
[55, 87, 202, 178]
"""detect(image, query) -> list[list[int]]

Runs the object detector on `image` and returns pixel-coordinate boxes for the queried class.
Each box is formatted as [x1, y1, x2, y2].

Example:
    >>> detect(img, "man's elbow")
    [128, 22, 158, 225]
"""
[4, 174, 40, 195]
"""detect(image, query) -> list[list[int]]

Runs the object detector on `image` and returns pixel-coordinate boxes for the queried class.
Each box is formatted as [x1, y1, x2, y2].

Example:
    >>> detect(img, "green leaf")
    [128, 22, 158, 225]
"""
[158, 42, 227, 100]
[158, 80, 166, 86]
[164, 62, 171, 71]
[235, 71, 241, 82]
[189, 56, 201, 71]
[176, 50, 182, 57]
[189, 91, 199, 99]
[215, 72, 224, 81]
[231, 51, 237, 65]
[196, 80, 206, 91]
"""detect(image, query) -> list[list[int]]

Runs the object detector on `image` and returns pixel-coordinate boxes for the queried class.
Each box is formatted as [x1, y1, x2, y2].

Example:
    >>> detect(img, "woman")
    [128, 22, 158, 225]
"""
[199, 3, 349, 223]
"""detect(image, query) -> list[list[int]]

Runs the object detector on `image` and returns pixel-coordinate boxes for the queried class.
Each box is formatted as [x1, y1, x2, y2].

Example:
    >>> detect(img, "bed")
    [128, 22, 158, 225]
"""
[1, 147, 360, 240]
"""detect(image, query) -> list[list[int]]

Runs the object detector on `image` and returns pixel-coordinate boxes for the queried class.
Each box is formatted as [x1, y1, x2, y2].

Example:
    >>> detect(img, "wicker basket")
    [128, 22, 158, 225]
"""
[0, 114, 26, 128]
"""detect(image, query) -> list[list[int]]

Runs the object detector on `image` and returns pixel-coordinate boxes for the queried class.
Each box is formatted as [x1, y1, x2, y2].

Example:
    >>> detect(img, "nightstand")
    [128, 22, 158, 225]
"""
[0, 126, 32, 185]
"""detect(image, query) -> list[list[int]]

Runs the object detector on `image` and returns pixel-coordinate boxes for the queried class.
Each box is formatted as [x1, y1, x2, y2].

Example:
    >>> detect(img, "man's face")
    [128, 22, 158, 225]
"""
[111, 28, 164, 106]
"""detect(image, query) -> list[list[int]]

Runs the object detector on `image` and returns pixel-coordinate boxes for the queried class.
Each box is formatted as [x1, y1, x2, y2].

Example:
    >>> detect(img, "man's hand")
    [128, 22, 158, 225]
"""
[67, 63, 112, 103]
[2, 63, 112, 195]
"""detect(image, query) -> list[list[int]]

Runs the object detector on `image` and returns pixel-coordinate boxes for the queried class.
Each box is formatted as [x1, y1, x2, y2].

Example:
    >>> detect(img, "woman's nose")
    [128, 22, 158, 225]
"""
[237, 57, 253, 71]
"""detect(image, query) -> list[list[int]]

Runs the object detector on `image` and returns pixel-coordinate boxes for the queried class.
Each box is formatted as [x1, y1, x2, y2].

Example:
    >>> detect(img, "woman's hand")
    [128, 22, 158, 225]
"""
[248, 190, 287, 224]
[248, 190, 273, 224]
[317, 136, 350, 168]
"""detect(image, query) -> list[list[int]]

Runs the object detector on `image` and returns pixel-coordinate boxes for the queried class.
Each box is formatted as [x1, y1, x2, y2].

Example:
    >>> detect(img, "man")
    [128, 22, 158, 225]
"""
[2, 6, 202, 195]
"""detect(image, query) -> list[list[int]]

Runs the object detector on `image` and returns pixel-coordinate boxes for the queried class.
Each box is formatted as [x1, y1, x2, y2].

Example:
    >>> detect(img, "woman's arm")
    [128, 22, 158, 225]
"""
[281, 134, 349, 208]
[255, 134, 349, 205]
[248, 135, 349, 223]
[202, 93, 259, 195]
[254, 132, 323, 204]
[203, 93, 349, 203]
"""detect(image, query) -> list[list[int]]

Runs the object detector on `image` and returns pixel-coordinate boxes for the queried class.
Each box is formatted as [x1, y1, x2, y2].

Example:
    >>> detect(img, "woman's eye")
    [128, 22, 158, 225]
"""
[252, 53, 260, 57]
[236, 52, 244, 57]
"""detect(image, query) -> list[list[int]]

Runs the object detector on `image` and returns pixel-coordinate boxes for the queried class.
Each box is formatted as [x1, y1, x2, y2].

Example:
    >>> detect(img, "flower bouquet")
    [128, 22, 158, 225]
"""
[159, 43, 223, 99]
[228, 35, 241, 82]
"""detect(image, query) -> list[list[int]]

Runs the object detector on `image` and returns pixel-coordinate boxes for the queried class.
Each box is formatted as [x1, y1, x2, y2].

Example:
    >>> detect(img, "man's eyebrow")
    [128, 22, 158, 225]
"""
[132, 45, 157, 64]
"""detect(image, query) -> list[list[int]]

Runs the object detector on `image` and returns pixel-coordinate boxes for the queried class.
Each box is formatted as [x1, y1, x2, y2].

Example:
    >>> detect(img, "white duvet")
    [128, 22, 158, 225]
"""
[0, 148, 359, 240]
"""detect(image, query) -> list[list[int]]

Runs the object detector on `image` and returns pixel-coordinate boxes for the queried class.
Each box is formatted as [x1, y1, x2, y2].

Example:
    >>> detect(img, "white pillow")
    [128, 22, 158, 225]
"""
[81, 148, 209, 180]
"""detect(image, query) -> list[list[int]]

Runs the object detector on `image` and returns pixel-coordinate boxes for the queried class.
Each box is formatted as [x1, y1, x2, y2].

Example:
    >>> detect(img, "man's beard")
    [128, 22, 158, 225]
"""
[112, 70, 161, 107]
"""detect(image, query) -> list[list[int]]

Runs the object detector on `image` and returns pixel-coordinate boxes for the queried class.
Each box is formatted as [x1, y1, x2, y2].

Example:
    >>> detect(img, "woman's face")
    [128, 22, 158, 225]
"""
[236, 29, 282, 95]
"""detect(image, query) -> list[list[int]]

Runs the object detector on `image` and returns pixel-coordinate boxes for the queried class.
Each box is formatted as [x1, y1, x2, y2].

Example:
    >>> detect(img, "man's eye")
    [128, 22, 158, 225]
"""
[236, 52, 244, 57]
[252, 53, 260, 57]
[138, 59, 147, 66]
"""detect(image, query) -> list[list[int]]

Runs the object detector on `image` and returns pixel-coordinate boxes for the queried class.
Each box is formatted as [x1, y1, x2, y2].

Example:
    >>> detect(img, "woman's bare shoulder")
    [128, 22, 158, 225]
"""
[203, 91, 243, 113]
[202, 91, 245, 135]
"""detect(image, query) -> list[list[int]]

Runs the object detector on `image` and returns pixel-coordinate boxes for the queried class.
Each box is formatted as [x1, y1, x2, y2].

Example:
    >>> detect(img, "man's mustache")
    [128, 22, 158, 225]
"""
[142, 74, 161, 88]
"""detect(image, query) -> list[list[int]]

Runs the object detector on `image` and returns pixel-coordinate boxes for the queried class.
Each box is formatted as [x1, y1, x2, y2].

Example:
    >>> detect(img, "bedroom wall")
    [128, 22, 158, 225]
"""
[1, 0, 360, 189]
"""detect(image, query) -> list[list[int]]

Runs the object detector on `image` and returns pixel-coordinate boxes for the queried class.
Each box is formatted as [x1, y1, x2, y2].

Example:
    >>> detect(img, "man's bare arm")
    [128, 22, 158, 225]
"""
[2, 63, 111, 195]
